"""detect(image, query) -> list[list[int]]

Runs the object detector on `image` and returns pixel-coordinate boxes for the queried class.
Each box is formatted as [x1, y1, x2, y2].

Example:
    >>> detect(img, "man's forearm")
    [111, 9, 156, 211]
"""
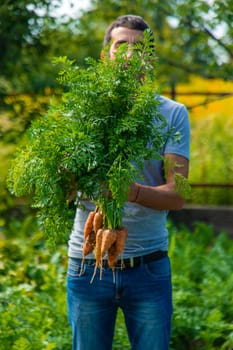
[128, 182, 185, 211]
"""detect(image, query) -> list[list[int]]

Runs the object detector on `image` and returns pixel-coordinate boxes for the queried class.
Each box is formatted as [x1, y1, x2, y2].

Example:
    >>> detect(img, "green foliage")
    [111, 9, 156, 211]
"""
[1, 222, 233, 349]
[163, 158, 191, 199]
[168, 222, 233, 350]
[7, 36, 172, 242]
[189, 114, 233, 204]
[174, 172, 192, 199]
[1, 0, 232, 235]
[0, 232, 71, 350]
[0, 0, 62, 93]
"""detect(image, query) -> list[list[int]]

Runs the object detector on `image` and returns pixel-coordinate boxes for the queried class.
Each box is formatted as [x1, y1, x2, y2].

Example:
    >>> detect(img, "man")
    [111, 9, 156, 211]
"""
[67, 15, 190, 350]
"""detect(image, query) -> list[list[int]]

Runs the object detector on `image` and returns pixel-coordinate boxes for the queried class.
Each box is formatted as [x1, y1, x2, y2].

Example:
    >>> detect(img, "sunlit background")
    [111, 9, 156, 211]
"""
[1, 2, 233, 349]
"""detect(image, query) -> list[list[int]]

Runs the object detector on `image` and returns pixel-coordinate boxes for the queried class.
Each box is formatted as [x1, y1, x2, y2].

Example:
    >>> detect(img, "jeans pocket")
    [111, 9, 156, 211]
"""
[143, 257, 171, 279]
[67, 259, 86, 277]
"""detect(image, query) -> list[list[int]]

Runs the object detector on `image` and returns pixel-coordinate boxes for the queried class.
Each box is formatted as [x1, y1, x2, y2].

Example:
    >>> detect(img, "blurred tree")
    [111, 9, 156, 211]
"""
[0, 0, 91, 147]
[1, 0, 51, 93]
[75, 0, 233, 92]
[0, 0, 87, 93]
[1, 0, 232, 94]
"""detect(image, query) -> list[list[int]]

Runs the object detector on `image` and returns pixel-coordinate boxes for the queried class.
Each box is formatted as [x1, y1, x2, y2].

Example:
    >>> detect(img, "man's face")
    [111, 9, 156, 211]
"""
[109, 27, 144, 60]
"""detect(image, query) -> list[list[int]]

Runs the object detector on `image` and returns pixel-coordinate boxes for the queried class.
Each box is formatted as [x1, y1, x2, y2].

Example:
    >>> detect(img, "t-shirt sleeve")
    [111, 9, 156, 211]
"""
[163, 104, 190, 160]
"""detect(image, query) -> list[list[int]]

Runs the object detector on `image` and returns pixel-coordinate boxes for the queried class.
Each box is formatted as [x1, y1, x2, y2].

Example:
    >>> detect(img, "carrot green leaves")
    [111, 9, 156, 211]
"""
[7, 34, 170, 244]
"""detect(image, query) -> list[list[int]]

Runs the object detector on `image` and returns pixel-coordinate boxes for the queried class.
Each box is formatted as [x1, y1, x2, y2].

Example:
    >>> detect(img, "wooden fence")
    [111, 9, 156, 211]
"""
[169, 182, 233, 238]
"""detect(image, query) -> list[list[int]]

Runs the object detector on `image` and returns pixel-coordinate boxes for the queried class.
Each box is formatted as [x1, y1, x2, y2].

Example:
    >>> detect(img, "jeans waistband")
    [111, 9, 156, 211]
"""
[117, 250, 167, 268]
[71, 250, 167, 269]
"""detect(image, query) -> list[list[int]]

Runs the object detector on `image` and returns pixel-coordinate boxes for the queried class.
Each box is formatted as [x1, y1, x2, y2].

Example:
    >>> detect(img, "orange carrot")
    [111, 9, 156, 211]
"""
[101, 229, 117, 257]
[83, 211, 96, 239]
[90, 228, 103, 283]
[93, 211, 103, 234]
[82, 231, 96, 256]
[107, 228, 128, 270]
[80, 230, 96, 276]
[108, 242, 118, 270]
[115, 227, 128, 255]
[94, 229, 104, 262]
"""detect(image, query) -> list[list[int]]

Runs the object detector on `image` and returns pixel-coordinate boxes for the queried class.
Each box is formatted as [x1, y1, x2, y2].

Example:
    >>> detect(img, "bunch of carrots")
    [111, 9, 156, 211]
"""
[82, 209, 128, 282]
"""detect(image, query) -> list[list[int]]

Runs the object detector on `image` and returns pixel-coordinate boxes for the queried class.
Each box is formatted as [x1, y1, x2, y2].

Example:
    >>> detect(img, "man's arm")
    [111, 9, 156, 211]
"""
[128, 153, 189, 211]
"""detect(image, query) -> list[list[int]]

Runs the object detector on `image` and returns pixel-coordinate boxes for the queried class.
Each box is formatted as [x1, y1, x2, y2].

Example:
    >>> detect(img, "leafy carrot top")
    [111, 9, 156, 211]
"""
[7, 33, 172, 245]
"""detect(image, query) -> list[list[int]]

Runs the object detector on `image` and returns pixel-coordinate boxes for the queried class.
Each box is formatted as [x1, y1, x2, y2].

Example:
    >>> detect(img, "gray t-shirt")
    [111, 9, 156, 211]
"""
[68, 95, 190, 259]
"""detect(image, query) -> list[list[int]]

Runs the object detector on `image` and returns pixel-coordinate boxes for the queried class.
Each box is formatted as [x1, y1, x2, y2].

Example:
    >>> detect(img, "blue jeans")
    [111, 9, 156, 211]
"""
[67, 256, 172, 350]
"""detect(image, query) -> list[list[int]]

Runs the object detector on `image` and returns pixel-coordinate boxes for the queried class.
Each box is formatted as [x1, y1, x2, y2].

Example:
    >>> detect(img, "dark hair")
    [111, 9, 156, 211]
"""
[103, 15, 154, 47]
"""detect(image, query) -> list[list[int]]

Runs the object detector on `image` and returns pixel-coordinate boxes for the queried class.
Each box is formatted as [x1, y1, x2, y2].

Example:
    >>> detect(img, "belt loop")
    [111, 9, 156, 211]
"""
[130, 257, 134, 268]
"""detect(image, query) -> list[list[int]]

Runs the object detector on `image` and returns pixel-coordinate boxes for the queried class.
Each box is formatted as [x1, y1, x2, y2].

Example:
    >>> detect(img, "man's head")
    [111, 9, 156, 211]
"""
[103, 15, 154, 46]
[103, 15, 154, 60]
